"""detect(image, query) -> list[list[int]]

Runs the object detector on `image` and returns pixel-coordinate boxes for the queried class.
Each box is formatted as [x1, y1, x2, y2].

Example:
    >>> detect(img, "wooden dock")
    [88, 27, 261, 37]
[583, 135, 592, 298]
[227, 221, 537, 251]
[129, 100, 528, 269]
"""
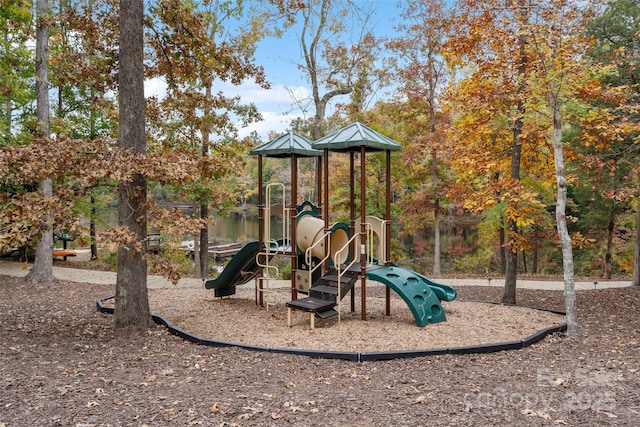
[208, 242, 244, 260]
[181, 241, 245, 260]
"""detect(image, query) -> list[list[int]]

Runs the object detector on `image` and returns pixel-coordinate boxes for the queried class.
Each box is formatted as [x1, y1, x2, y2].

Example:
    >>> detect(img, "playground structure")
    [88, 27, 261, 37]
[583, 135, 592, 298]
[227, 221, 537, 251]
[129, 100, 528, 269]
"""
[204, 123, 456, 328]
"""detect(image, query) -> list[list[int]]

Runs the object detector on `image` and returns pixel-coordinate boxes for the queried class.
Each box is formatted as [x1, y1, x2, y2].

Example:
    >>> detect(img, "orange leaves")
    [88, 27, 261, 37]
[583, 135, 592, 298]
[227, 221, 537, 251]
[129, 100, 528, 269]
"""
[442, 0, 594, 243]
[1, 136, 212, 188]
[571, 231, 596, 249]
[148, 203, 205, 238]
[1, 131, 214, 269]
[0, 188, 76, 253]
[504, 204, 539, 229]
[579, 108, 639, 154]
[99, 226, 145, 254]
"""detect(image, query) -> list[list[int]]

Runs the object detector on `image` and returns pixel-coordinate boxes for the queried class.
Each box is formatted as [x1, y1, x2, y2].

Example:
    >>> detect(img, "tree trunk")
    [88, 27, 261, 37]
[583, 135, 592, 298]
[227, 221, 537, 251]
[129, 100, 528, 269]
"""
[432, 149, 441, 277]
[90, 194, 98, 260]
[193, 204, 201, 278]
[199, 202, 208, 278]
[503, 226, 518, 304]
[4, 100, 10, 141]
[499, 220, 506, 274]
[550, 90, 578, 336]
[27, 180, 55, 283]
[26, 0, 55, 284]
[89, 90, 98, 261]
[604, 215, 614, 279]
[198, 84, 212, 279]
[502, 3, 527, 305]
[634, 189, 640, 286]
[433, 199, 441, 277]
[114, 0, 151, 329]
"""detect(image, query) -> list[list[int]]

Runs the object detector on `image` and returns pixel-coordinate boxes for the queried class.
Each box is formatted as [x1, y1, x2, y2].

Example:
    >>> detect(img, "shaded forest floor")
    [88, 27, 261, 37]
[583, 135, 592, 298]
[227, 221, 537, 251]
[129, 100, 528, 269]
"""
[1, 274, 639, 426]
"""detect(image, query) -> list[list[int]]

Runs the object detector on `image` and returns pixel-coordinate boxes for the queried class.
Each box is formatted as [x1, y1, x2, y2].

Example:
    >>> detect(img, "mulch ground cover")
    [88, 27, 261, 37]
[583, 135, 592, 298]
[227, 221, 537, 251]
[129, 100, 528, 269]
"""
[1, 274, 639, 426]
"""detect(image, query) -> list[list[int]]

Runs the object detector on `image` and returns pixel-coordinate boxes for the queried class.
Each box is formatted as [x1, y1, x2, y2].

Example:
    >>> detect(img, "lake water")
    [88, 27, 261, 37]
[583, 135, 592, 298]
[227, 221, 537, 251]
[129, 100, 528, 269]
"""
[93, 206, 478, 268]
[210, 211, 479, 265]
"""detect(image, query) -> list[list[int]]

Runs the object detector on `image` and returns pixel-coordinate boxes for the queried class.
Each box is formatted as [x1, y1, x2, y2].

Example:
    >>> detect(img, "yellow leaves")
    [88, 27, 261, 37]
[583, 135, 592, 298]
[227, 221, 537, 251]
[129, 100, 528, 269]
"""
[515, 215, 535, 228]
[572, 232, 596, 249]
[503, 188, 547, 231]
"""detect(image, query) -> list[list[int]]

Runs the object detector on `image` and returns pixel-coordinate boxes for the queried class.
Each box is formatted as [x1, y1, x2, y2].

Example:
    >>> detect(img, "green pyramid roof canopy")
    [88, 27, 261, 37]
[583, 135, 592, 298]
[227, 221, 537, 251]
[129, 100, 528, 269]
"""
[312, 122, 402, 153]
[250, 131, 322, 158]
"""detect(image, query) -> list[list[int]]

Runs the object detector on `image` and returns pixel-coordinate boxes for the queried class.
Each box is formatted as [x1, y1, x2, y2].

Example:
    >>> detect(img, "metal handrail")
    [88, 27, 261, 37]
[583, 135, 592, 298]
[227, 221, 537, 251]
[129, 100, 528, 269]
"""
[305, 229, 332, 289]
[365, 222, 375, 267]
[265, 183, 289, 246]
[259, 183, 288, 311]
[302, 219, 389, 323]
[334, 232, 361, 323]
[255, 251, 279, 311]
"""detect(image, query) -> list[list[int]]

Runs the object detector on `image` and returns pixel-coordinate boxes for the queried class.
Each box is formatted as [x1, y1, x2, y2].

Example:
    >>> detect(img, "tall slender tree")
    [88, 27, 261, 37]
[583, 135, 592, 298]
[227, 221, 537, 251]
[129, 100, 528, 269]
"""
[387, 0, 452, 277]
[295, 0, 380, 139]
[0, 0, 33, 144]
[525, 1, 599, 335]
[50, 0, 119, 262]
[444, 0, 551, 304]
[145, 0, 273, 279]
[501, 0, 529, 304]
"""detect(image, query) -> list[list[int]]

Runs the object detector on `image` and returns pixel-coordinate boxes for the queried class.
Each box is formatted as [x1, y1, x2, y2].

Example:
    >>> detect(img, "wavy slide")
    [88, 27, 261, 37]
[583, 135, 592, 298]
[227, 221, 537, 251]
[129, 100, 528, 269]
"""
[395, 264, 457, 302]
[366, 265, 450, 327]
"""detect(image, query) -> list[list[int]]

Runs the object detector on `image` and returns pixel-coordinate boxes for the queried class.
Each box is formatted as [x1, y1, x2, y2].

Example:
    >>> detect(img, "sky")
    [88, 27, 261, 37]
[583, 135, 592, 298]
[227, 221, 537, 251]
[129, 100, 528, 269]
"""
[145, 1, 405, 141]
[240, 0, 404, 139]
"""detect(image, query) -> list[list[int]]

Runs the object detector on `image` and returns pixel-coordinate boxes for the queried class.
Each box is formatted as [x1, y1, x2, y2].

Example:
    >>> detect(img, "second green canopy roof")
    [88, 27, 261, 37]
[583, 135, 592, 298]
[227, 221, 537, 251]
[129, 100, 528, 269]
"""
[312, 122, 402, 153]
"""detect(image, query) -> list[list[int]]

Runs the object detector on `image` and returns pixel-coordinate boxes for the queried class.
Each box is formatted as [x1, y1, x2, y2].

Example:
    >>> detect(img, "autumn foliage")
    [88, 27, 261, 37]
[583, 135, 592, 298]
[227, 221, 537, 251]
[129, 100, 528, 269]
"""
[1, 0, 639, 288]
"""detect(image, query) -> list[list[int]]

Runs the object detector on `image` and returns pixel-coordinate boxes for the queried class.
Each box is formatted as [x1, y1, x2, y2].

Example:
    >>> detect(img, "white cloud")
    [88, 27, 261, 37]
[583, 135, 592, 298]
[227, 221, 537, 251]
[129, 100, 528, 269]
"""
[237, 110, 305, 140]
[143, 76, 311, 140]
[218, 80, 311, 113]
[144, 77, 168, 99]
[230, 82, 311, 140]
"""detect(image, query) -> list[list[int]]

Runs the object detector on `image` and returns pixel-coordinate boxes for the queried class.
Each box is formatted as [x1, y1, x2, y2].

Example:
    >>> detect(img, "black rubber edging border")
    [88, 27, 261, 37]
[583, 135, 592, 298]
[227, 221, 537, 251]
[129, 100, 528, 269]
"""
[97, 296, 566, 363]
[97, 296, 359, 362]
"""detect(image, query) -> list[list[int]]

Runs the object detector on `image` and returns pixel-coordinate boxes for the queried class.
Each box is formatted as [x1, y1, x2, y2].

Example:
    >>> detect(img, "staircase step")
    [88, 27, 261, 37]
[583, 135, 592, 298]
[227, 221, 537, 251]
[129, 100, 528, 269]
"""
[309, 284, 339, 297]
[286, 297, 336, 313]
[318, 272, 359, 285]
[318, 274, 340, 283]
[316, 308, 338, 319]
[314, 278, 338, 288]
[326, 268, 360, 278]
[306, 268, 361, 303]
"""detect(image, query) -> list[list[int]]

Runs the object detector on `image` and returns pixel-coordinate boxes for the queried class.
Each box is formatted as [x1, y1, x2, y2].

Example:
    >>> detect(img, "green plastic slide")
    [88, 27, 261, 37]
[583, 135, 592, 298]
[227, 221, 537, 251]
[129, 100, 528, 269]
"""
[204, 241, 261, 297]
[399, 265, 457, 302]
[366, 265, 447, 327]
